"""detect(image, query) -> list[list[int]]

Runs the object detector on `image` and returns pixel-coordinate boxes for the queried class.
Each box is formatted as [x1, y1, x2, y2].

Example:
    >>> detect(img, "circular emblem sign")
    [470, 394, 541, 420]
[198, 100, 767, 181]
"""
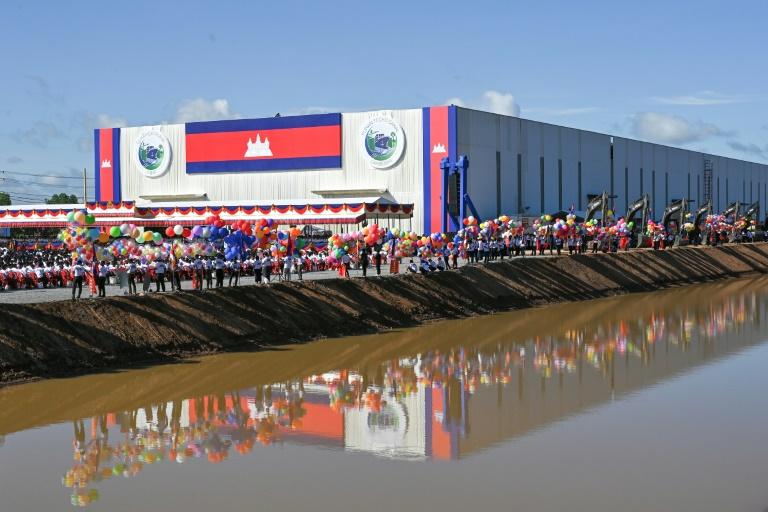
[361, 116, 405, 169]
[134, 130, 172, 178]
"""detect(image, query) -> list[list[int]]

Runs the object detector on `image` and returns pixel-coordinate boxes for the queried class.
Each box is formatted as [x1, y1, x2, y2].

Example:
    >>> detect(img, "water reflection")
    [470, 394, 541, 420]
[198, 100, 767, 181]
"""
[1, 279, 766, 507]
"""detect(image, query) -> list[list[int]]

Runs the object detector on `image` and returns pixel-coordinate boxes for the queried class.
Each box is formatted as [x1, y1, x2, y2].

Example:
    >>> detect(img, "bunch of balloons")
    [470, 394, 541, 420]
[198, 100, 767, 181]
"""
[583, 219, 599, 237]
[646, 220, 665, 236]
[164, 224, 193, 239]
[223, 221, 258, 260]
[551, 218, 570, 237]
[59, 209, 98, 261]
[326, 232, 358, 264]
[66, 209, 96, 227]
[361, 224, 383, 246]
[614, 218, 634, 236]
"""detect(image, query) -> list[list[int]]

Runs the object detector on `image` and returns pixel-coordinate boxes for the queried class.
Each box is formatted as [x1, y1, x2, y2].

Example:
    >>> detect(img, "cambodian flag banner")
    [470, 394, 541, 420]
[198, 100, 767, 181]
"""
[94, 128, 121, 202]
[185, 113, 342, 173]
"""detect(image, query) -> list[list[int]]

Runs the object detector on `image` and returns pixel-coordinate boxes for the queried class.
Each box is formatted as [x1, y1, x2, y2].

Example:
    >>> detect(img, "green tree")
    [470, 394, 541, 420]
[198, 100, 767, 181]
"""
[0, 191, 10, 206]
[46, 193, 79, 204]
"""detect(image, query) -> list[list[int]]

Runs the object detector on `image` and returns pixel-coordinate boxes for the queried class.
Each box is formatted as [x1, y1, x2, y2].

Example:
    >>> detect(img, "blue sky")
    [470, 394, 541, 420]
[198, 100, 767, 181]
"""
[1, 0, 766, 202]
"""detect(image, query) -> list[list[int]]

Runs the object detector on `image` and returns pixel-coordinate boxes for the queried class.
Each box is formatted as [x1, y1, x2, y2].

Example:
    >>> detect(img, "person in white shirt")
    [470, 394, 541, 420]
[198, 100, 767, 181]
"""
[34, 264, 44, 288]
[127, 259, 138, 295]
[214, 256, 225, 288]
[204, 257, 213, 289]
[72, 260, 86, 300]
[341, 253, 351, 278]
[283, 255, 293, 282]
[261, 254, 272, 283]
[229, 259, 240, 287]
[193, 256, 204, 291]
[154, 260, 167, 292]
[296, 252, 304, 281]
[97, 261, 109, 297]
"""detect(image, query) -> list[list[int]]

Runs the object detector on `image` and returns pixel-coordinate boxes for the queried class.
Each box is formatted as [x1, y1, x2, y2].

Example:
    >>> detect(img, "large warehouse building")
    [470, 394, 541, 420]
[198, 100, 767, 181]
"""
[97, 105, 768, 232]
[4, 106, 765, 232]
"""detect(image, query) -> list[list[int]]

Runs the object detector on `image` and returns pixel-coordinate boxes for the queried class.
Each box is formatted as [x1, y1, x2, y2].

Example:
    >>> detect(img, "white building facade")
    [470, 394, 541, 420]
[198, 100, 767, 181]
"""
[93, 106, 768, 234]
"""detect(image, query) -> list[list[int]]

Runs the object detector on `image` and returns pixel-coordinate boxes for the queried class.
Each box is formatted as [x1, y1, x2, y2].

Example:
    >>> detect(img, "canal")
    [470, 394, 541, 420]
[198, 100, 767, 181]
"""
[1, 278, 767, 511]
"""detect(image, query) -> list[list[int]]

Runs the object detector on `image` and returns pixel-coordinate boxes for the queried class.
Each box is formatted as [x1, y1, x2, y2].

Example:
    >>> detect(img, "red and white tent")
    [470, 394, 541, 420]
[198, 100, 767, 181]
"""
[0, 198, 413, 228]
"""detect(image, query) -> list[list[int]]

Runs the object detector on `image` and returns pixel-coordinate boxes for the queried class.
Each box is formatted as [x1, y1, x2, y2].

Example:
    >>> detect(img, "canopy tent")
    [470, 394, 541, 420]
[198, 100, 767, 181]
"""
[0, 198, 413, 229]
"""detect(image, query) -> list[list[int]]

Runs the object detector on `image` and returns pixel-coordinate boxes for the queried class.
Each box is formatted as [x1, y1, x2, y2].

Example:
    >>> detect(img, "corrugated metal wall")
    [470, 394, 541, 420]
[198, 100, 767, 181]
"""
[456, 107, 768, 220]
[115, 106, 768, 231]
[119, 109, 425, 229]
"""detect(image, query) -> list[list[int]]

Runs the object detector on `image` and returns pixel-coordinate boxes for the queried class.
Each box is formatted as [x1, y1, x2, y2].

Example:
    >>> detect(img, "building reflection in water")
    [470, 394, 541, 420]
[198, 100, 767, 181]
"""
[54, 283, 764, 506]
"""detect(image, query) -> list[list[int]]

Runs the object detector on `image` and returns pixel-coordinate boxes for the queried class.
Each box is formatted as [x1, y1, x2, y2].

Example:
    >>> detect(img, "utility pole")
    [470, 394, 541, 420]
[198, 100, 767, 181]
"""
[83, 167, 87, 205]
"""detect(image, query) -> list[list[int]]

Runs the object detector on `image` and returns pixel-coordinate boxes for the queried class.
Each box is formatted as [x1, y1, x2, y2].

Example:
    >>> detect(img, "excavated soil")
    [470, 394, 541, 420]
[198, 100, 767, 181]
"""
[2, 243, 767, 385]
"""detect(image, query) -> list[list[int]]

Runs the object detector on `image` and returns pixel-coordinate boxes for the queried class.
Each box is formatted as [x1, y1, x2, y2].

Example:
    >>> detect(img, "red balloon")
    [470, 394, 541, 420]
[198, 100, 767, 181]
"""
[165, 227, 175, 237]
[182, 228, 191, 238]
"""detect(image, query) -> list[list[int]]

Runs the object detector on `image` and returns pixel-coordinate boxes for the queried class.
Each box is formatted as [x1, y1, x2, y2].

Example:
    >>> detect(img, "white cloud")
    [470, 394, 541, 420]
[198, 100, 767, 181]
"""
[652, 91, 745, 106]
[72, 112, 128, 152]
[14, 121, 63, 148]
[482, 90, 521, 117]
[175, 98, 239, 123]
[445, 90, 521, 117]
[727, 141, 768, 160]
[94, 113, 127, 128]
[631, 112, 727, 145]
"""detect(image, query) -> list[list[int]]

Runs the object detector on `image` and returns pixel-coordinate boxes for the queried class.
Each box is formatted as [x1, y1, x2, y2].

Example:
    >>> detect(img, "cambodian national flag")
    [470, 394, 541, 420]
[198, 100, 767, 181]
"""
[94, 128, 121, 202]
[185, 113, 342, 173]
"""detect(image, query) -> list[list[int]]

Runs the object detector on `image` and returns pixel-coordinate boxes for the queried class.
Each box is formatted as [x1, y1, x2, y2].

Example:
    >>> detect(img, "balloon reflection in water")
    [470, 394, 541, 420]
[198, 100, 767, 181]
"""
[60, 291, 756, 506]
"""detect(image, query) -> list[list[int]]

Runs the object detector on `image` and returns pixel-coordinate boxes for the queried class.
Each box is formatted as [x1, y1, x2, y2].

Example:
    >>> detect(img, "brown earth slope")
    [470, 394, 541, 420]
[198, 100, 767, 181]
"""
[1, 243, 767, 385]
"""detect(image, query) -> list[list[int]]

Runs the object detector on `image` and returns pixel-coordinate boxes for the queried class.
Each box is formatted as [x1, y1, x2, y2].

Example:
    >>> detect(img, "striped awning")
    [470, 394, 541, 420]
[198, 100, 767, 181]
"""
[0, 199, 413, 228]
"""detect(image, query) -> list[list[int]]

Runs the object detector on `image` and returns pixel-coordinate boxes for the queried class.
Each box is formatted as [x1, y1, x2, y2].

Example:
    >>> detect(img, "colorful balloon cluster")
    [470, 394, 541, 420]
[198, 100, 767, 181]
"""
[327, 232, 358, 264]
[58, 209, 98, 261]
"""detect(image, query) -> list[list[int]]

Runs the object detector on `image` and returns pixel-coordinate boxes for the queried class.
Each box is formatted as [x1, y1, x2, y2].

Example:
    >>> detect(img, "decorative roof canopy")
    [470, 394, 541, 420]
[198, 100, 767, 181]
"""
[0, 199, 413, 228]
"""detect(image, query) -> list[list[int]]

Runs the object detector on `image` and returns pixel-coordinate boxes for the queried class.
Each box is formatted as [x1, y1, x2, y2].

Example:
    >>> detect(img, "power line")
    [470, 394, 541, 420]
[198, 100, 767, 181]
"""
[7, 192, 77, 201]
[0, 178, 82, 190]
[0, 170, 86, 180]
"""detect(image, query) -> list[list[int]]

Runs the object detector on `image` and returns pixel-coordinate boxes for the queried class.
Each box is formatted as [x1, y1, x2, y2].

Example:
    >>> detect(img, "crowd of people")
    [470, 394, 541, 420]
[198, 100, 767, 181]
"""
[0, 211, 761, 301]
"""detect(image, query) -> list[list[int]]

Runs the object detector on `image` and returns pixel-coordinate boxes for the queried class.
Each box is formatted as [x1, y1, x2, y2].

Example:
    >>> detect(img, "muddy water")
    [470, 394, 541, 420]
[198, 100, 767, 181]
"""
[1, 279, 768, 511]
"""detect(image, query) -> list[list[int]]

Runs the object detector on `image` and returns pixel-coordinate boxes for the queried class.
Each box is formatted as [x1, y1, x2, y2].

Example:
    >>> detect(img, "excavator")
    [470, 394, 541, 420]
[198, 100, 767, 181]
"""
[625, 194, 650, 248]
[585, 191, 608, 224]
[689, 201, 712, 244]
[722, 201, 740, 220]
[742, 201, 759, 222]
[661, 198, 689, 246]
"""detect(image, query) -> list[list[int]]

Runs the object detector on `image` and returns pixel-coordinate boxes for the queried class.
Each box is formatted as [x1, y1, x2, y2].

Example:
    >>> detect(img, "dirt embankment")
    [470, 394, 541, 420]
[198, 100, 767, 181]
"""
[2, 243, 767, 385]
